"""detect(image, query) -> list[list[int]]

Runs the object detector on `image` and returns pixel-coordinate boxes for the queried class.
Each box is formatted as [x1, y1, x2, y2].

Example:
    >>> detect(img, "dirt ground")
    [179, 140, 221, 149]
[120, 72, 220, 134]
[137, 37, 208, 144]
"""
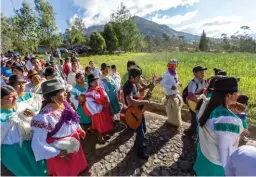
[2, 112, 256, 176]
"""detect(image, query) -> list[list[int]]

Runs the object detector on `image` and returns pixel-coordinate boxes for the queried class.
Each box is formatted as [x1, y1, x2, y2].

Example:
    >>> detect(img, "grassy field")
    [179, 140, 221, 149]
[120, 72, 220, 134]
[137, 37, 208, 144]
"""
[78, 52, 256, 124]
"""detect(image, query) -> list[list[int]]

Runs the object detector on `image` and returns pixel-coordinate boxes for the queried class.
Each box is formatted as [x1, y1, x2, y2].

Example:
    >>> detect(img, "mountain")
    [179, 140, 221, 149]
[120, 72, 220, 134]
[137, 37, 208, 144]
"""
[86, 16, 200, 40]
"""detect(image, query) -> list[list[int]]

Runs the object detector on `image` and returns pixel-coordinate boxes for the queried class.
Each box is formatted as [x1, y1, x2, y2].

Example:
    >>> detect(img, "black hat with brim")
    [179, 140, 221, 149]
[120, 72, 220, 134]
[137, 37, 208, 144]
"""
[44, 67, 57, 77]
[12, 62, 24, 68]
[8, 75, 27, 85]
[213, 77, 238, 93]
[41, 79, 64, 95]
[101, 63, 110, 70]
[193, 66, 207, 73]
[216, 70, 227, 76]
[88, 74, 99, 83]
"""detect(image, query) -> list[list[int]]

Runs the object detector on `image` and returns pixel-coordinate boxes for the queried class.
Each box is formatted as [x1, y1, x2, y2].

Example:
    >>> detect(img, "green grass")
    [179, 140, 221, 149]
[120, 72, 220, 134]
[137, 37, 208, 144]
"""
[78, 52, 256, 124]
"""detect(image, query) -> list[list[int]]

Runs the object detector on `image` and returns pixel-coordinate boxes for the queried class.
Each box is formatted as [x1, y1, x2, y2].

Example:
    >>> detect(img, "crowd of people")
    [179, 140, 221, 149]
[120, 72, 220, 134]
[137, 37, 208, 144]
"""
[1, 51, 255, 176]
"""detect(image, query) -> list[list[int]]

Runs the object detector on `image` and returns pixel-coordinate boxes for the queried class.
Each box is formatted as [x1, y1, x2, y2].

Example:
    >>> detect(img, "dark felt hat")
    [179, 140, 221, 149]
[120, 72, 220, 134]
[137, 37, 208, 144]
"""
[87, 74, 99, 83]
[41, 79, 64, 95]
[207, 76, 226, 91]
[12, 62, 24, 68]
[101, 63, 110, 70]
[8, 75, 27, 85]
[216, 70, 227, 76]
[193, 66, 207, 73]
[213, 77, 238, 93]
[44, 67, 57, 77]
[213, 68, 222, 74]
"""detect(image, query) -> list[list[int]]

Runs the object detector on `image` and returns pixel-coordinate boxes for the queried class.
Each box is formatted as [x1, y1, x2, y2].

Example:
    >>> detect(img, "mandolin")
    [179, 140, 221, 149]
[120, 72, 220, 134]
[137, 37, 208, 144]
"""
[125, 74, 159, 129]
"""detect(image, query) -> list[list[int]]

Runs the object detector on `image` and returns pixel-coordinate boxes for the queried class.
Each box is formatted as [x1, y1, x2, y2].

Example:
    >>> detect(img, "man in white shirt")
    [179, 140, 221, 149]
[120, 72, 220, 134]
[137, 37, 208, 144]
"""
[185, 66, 208, 137]
[44, 52, 50, 63]
[160, 59, 183, 127]
[89, 61, 101, 78]
[225, 145, 256, 176]
[67, 62, 79, 86]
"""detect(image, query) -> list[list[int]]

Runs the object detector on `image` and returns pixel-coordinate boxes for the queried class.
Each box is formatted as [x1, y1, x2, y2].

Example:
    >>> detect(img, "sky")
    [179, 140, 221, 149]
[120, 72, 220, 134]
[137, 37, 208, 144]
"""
[1, 0, 256, 38]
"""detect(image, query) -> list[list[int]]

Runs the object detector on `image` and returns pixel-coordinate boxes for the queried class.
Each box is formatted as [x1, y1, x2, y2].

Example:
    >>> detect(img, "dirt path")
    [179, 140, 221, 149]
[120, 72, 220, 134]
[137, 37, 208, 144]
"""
[2, 111, 256, 176]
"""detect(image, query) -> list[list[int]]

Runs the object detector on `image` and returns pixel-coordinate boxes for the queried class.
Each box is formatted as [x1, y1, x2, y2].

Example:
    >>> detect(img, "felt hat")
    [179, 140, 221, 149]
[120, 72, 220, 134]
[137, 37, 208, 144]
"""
[87, 74, 99, 83]
[8, 75, 27, 85]
[44, 67, 57, 77]
[213, 77, 238, 93]
[27, 69, 40, 79]
[101, 63, 110, 70]
[41, 79, 64, 95]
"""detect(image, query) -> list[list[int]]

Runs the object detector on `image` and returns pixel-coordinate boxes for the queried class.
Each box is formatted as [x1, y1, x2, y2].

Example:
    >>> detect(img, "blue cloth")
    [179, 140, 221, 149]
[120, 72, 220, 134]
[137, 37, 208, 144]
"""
[18, 92, 32, 103]
[135, 117, 146, 155]
[1, 67, 12, 77]
[101, 78, 120, 115]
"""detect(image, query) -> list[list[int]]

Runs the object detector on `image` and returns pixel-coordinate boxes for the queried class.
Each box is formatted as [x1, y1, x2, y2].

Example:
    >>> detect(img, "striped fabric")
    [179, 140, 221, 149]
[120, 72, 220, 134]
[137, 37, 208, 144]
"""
[206, 106, 242, 135]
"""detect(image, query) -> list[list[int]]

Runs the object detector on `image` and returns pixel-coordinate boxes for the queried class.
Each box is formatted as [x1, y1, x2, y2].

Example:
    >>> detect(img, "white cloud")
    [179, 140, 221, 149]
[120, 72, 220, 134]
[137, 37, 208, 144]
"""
[151, 11, 198, 25]
[71, 0, 200, 27]
[174, 16, 256, 37]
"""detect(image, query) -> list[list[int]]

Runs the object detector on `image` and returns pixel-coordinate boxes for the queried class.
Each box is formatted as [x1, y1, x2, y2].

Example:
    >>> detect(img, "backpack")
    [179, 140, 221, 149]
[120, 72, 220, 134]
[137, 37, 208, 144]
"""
[182, 79, 199, 104]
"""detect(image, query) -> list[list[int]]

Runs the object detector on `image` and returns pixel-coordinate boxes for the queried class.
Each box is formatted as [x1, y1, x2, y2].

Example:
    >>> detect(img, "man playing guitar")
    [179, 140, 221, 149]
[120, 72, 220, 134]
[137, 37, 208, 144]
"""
[123, 67, 152, 160]
[184, 66, 208, 137]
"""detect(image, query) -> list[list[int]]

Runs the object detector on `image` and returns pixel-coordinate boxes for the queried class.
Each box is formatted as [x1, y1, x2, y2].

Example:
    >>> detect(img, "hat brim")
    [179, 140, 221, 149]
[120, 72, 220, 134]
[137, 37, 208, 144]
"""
[28, 73, 40, 79]
[40, 87, 64, 95]
[213, 87, 238, 93]
[101, 65, 110, 70]
[88, 77, 99, 83]
[44, 73, 58, 77]
[9, 80, 27, 84]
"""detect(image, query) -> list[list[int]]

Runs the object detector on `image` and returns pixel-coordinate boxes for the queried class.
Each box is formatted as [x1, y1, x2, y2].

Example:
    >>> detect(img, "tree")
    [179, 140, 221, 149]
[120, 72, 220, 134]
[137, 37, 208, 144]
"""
[111, 2, 131, 23]
[134, 33, 146, 52]
[71, 16, 87, 35]
[199, 30, 209, 51]
[89, 32, 106, 54]
[110, 3, 140, 52]
[221, 33, 230, 51]
[122, 18, 139, 52]
[12, 2, 39, 53]
[102, 23, 118, 53]
[35, 0, 62, 50]
[63, 26, 86, 49]
[1, 14, 13, 53]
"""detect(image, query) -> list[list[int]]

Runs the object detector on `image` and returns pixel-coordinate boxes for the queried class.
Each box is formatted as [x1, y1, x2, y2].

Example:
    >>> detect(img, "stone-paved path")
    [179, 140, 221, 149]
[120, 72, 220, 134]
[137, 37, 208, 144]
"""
[2, 111, 256, 176]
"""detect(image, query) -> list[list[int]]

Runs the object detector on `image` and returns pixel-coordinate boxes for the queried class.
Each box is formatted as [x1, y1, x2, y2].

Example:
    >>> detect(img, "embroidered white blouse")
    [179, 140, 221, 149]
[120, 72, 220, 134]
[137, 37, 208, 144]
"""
[31, 104, 81, 161]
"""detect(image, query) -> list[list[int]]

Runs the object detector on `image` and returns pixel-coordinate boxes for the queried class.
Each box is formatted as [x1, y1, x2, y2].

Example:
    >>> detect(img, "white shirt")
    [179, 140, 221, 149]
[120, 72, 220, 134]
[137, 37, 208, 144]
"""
[0, 77, 6, 86]
[31, 111, 80, 161]
[160, 71, 178, 95]
[26, 60, 34, 71]
[225, 145, 256, 176]
[188, 77, 208, 94]
[67, 72, 76, 86]
[92, 67, 101, 78]
[44, 55, 50, 62]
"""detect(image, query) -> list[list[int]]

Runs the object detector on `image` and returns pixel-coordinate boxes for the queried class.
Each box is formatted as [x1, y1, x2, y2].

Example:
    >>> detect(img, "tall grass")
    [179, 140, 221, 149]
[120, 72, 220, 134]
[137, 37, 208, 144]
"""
[79, 52, 256, 124]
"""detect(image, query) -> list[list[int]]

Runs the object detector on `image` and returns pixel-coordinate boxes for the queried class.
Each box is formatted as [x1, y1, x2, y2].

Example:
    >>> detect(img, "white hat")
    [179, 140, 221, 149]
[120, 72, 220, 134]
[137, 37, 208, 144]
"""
[168, 59, 178, 65]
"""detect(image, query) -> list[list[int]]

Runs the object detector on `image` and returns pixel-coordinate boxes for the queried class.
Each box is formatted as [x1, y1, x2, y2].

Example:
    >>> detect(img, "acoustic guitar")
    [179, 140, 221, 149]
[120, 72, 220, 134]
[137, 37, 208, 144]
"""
[125, 75, 159, 129]
[187, 95, 201, 113]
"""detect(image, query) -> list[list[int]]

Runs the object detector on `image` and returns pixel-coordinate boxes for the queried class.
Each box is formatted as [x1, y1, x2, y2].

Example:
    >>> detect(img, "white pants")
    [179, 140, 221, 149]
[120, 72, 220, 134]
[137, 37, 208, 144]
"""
[163, 94, 183, 127]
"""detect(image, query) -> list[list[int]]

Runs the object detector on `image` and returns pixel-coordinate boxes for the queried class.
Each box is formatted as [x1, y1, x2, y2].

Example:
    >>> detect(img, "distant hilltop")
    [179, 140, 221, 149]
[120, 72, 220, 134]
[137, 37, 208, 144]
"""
[86, 16, 201, 41]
